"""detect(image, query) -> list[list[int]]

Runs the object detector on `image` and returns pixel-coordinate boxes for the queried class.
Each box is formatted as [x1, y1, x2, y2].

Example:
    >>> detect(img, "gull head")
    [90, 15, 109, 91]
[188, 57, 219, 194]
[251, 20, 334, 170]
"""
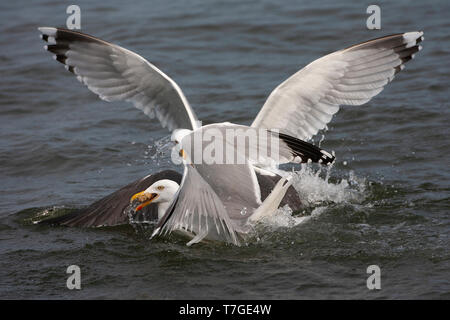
[171, 129, 191, 145]
[130, 179, 180, 212]
[171, 129, 192, 160]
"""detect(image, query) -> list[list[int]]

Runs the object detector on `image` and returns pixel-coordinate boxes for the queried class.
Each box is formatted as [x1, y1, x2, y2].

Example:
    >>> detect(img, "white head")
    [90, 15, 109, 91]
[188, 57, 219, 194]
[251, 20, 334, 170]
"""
[171, 129, 191, 144]
[171, 129, 192, 163]
[130, 179, 180, 214]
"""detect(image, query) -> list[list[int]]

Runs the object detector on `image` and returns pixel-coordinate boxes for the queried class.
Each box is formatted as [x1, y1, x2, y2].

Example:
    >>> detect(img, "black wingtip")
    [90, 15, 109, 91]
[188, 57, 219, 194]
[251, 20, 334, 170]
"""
[276, 132, 335, 165]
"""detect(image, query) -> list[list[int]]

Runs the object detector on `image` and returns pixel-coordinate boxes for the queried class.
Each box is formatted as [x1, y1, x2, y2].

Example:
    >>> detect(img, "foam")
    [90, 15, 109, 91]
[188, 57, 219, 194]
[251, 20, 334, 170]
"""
[251, 164, 367, 230]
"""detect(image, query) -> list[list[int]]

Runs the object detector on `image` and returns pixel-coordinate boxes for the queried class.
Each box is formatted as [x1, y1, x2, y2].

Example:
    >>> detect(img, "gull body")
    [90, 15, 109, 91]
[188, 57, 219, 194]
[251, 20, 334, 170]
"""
[134, 177, 292, 245]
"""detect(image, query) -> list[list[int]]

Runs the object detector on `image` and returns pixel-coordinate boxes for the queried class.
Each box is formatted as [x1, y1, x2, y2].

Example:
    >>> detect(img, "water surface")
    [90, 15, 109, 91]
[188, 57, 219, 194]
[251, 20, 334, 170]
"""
[0, 0, 449, 299]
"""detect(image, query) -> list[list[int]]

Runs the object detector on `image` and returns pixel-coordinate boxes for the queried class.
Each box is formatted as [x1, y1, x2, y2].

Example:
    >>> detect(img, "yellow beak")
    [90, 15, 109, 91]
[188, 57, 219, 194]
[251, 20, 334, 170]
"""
[130, 191, 146, 203]
[130, 191, 159, 212]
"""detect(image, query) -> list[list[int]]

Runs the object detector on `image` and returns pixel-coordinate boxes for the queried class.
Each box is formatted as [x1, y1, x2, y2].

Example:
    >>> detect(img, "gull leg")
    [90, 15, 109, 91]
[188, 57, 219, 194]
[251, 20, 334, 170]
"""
[186, 229, 208, 246]
[249, 176, 292, 223]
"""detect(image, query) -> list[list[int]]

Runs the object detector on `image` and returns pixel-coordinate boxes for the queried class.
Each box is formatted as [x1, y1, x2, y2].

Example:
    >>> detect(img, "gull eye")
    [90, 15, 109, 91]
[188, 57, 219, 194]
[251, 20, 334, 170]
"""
[174, 140, 179, 145]
[157, 185, 165, 191]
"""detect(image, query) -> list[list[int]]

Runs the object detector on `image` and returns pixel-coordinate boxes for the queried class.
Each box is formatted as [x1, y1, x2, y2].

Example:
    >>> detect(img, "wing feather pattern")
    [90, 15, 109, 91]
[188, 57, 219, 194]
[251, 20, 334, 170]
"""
[252, 32, 424, 140]
[38, 27, 198, 131]
[153, 166, 241, 245]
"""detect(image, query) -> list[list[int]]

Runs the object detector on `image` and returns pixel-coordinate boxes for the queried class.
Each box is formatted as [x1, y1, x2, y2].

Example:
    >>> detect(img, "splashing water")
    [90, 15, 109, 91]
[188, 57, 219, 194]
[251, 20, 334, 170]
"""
[253, 205, 327, 230]
[252, 164, 367, 231]
[272, 164, 367, 207]
[143, 135, 175, 167]
[291, 165, 366, 207]
[125, 203, 158, 236]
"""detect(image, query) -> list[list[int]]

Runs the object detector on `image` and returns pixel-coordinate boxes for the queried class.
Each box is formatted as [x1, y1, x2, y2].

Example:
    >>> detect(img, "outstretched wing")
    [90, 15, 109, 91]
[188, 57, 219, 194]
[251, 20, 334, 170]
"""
[39, 170, 183, 227]
[38, 27, 198, 131]
[252, 31, 424, 140]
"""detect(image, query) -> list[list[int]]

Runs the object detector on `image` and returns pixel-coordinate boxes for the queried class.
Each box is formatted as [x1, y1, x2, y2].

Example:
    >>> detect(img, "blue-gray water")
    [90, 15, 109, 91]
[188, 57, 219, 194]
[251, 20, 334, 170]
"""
[0, 0, 449, 299]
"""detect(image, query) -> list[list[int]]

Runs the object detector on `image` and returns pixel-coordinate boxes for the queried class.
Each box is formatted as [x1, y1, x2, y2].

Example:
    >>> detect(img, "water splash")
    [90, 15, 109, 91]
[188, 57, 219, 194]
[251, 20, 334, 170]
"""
[274, 164, 366, 207]
[142, 135, 174, 167]
[125, 204, 157, 235]
[252, 164, 367, 231]
[254, 205, 327, 229]
[17, 206, 77, 225]
[292, 165, 366, 207]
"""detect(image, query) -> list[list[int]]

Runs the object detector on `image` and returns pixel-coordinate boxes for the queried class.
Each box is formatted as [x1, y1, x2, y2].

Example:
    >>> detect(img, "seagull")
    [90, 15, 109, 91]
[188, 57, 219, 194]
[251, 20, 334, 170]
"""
[37, 27, 424, 244]
[40, 169, 303, 228]
[131, 172, 294, 246]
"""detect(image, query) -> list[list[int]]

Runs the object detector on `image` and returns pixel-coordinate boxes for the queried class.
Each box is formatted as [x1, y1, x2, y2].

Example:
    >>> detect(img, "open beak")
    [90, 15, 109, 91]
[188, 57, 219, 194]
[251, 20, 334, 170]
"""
[130, 191, 159, 212]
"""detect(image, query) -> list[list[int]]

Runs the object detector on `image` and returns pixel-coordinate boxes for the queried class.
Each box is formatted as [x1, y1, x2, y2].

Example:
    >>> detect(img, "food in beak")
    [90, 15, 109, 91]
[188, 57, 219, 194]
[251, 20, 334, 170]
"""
[130, 192, 158, 212]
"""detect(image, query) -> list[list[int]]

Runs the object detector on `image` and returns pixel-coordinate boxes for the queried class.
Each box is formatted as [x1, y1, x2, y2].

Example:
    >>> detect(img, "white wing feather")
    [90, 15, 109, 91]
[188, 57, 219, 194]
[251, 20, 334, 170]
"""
[154, 165, 242, 246]
[38, 27, 199, 131]
[153, 123, 335, 245]
[252, 31, 424, 140]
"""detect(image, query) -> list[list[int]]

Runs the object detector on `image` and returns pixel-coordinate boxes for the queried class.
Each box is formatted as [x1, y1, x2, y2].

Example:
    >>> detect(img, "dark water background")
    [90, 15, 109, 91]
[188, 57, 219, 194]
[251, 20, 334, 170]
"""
[0, 0, 449, 299]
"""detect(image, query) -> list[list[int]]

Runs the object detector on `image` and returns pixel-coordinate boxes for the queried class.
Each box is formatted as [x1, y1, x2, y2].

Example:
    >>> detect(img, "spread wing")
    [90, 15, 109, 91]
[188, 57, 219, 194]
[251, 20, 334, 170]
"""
[38, 27, 198, 131]
[252, 31, 424, 140]
[38, 170, 182, 227]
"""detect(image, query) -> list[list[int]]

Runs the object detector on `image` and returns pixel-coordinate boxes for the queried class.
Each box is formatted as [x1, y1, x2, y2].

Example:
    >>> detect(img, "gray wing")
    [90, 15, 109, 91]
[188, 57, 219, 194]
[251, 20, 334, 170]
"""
[38, 27, 198, 131]
[152, 124, 328, 245]
[252, 32, 424, 140]
[154, 127, 268, 245]
[39, 170, 182, 227]
[154, 165, 243, 245]
[194, 123, 335, 165]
